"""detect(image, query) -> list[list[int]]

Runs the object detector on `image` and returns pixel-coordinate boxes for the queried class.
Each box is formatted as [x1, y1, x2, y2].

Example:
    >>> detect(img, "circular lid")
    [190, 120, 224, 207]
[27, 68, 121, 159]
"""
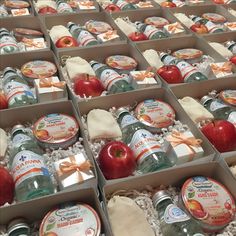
[152, 190, 171, 206]
[13, 28, 43, 37]
[39, 203, 101, 236]
[202, 13, 227, 23]
[181, 176, 236, 227]
[11, 124, 26, 136]
[7, 218, 30, 234]
[134, 99, 175, 131]
[200, 95, 213, 105]
[219, 90, 236, 107]
[85, 20, 113, 35]
[105, 55, 138, 71]
[21, 60, 57, 79]
[3, 67, 15, 75]
[172, 48, 203, 60]
[4, 0, 30, 9]
[33, 113, 79, 144]
[115, 107, 130, 118]
[144, 16, 170, 28]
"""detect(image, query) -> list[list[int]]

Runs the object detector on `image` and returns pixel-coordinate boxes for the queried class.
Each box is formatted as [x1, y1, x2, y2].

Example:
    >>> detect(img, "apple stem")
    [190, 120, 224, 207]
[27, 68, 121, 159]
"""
[114, 149, 123, 157]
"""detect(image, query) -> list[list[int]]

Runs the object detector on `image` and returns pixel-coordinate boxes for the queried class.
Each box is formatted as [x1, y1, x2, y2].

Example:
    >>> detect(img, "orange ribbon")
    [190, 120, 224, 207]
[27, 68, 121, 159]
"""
[138, 2, 153, 7]
[39, 77, 66, 89]
[225, 22, 236, 29]
[210, 62, 232, 75]
[133, 67, 155, 81]
[167, 22, 184, 34]
[59, 156, 92, 183]
[166, 130, 202, 162]
[21, 37, 45, 49]
[103, 30, 118, 40]
[79, 1, 94, 7]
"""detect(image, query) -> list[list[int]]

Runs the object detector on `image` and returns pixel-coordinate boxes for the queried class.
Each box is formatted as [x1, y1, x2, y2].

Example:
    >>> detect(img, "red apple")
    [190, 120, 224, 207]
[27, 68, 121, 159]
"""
[128, 32, 148, 41]
[190, 24, 208, 34]
[201, 120, 236, 152]
[230, 56, 236, 65]
[73, 74, 104, 97]
[105, 4, 121, 12]
[161, 1, 177, 7]
[0, 166, 14, 206]
[157, 65, 183, 84]
[38, 6, 57, 14]
[55, 36, 78, 48]
[0, 92, 8, 110]
[213, 0, 225, 3]
[98, 141, 136, 179]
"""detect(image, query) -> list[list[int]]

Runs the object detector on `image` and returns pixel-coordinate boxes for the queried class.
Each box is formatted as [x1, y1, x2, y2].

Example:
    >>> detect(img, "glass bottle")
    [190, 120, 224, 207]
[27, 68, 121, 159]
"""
[67, 22, 99, 47]
[190, 15, 224, 34]
[7, 218, 30, 236]
[200, 95, 236, 126]
[116, 108, 173, 173]
[56, 0, 73, 13]
[0, 28, 19, 54]
[9, 125, 54, 202]
[135, 22, 168, 40]
[152, 190, 205, 236]
[160, 52, 208, 83]
[89, 60, 134, 94]
[3, 67, 37, 108]
[225, 40, 236, 54]
[0, 5, 8, 17]
[112, 0, 137, 10]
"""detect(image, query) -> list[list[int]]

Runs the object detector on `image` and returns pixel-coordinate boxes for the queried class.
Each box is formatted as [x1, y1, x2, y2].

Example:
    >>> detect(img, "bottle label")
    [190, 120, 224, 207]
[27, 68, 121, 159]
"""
[172, 0, 186, 7]
[209, 100, 228, 112]
[3, 81, 35, 106]
[57, 2, 73, 13]
[204, 21, 221, 33]
[191, 16, 203, 23]
[121, 114, 139, 129]
[176, 61, 199, 82]
[115, 0, 129, 9]
[100, 68, 124, 90]
[228, 111, 236, 127]
[164, 204, 190, 224]
[0, 36, 19, 53]
[12, 133, 32, 148]
[129, 129, 163, 164]
[140, 25, 161, 39]
[162, 54, 176, 65]
[11, 150, 50, 187]
[78, 30, 97, 46]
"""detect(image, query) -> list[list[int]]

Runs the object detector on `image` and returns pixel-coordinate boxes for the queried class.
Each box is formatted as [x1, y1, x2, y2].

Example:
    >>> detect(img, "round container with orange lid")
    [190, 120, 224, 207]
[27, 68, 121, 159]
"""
[219, 90, 236, 107]
[172, 48, 203, 64]
[144, 16, 170, 28]
[202, 13, 227, 24]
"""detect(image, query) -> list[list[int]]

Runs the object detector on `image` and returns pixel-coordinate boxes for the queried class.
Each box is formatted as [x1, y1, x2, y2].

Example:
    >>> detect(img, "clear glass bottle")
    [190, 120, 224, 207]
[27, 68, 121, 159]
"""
[56, 0, 73, 13]
[67, 22, 99, 47]
[152, 190, 205, 236]
[3, 67, 37, 108]
[0, 28, 19, 54]
[200, 95, 236, 126]
[9, 125, 54, 202]
[116, 108, 173, 173]
[160, 52, 208, 83]
[190, 15, 224, 34]
[7, 218, 30, 236]
[112, 0, 137, 10]
[225, 40, 236, 54]
[135, 22, 168, 40]
[89, 60, 134, 94]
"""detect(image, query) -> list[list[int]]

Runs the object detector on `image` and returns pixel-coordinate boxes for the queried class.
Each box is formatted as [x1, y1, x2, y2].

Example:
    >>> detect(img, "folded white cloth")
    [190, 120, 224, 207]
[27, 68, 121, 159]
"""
[114, 18, 137, 36]
[143, 49, 163, 69]
[0, 129, 7, 160]
[49, 25, 72, 44]
[178, 97, 214, 123]
[209, 42, 233, 59]
[87, 109, 122, 140]
[174, 13, 194, 28]
[65, 56, 95, 80]
[108, 196, 155, 236]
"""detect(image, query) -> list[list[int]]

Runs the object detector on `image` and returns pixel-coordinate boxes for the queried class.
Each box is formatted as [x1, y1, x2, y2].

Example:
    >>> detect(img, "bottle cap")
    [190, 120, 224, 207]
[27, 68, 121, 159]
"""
[3, 67, 16, 75]
[115, 107, 129, 118]
[7, 218, 30, 236]
[11, 124, 26, 137]
[200, 95, 213, 105]
[152, 190, 171, 207]
[225, 41, 235, 49]
[67, 22, 76, 29]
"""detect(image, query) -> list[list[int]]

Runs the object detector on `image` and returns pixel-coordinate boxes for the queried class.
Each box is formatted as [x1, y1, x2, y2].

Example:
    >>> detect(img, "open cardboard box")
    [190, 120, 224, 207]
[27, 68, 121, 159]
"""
[153, 0, 213, 8]
[102, 161, 236, 235]
[111, 8, 192, 42]
[0, 50, 69, 109]
[57, 42, 162, 103]
[41, 12, 127, 55]
[135, 35, 235, 86]
[0, 187, 113, 235]
[77, 86, 216, 187]
[1, 16, 50, 54]
[170, 76, 236, 155]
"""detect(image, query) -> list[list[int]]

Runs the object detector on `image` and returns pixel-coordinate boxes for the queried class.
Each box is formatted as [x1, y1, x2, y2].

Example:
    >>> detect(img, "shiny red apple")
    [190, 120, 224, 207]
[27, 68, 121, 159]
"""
[128, 32, 148, 41]
[38, 6, 57, 14]
[105, 4, 121, 12]
[190, 24, 208, 34]
[73, 74, 104, 97]
[157, 65, 183, 84]
[230, 56, 236, 65]
[201, 120, 236, 152]
[55, 36, 78, 48]
[0, 166, 14, 206]
[0, 92, 8, 110]
[161, 1, 176, 7]
[98, 141, 136, 180]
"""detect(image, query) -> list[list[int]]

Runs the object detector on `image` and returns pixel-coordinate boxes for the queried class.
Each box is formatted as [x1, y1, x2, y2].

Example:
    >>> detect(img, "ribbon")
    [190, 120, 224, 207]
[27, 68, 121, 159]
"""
[59, 155, 92, 183]
[167, 22, 184, 34]
[166, 130, 202, 162]
[39, 77, 66, 89]
[225, 22, 236, 29]
[79, 1, 95, 7]
[137, 1, 153, 7]
[21, 37, 45, 49]
[210, 62, 232, 75]
[11, 8, 29, 16]
[103, 30, 118, 40]
[133, 67, 155, 81]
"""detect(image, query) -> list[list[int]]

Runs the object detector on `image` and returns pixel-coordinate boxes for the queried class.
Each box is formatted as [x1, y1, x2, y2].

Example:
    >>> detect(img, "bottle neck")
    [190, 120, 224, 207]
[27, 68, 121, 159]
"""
[155, 198, 173, 212]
